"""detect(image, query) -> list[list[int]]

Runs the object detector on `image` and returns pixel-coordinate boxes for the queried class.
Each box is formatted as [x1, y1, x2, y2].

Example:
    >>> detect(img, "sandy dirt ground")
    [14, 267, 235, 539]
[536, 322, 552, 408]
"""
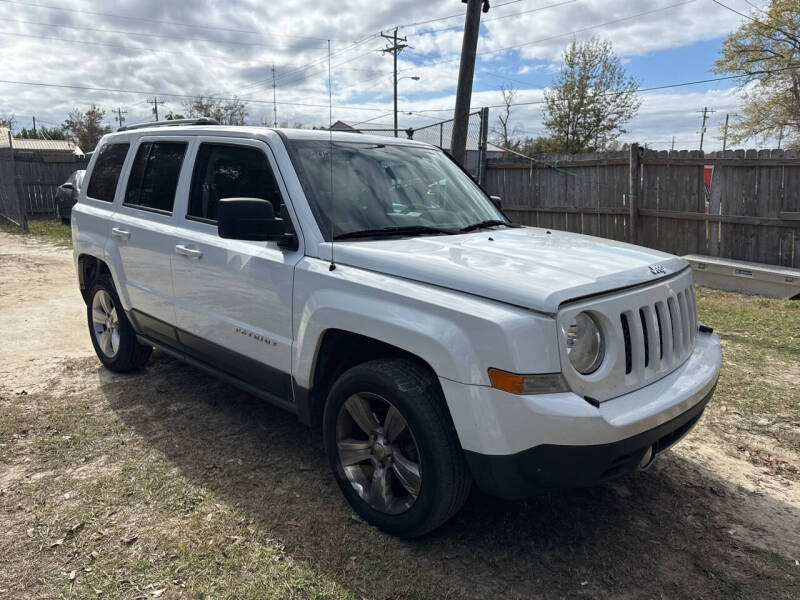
[1, 231, 798, 599]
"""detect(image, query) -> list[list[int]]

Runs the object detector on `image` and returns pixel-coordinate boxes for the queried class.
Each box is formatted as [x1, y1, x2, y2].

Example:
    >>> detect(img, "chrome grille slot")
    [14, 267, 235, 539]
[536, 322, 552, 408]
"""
[558, 268, 698, 402]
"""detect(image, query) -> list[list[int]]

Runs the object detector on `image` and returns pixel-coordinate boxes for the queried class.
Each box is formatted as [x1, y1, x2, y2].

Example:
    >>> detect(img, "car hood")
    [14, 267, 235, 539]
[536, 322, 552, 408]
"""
[329, 226, 687, 313]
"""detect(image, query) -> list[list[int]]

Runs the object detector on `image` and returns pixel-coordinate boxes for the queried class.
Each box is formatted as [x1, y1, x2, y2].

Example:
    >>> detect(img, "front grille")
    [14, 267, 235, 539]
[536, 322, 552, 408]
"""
[557, 268, 698, 402]
[620, 283, 697, 381]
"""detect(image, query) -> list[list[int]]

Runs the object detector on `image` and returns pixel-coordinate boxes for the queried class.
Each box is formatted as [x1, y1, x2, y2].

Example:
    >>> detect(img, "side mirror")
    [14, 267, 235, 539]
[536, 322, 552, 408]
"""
[62, 182, 74, 190]
[217, 198, 296, 248]
[489, 195, 503, 210]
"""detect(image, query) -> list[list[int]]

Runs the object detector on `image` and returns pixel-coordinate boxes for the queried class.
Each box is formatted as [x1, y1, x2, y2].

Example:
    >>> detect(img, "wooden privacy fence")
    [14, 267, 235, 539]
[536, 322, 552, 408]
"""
[484, 146, 800, 268]
[14, 156, 89, 215]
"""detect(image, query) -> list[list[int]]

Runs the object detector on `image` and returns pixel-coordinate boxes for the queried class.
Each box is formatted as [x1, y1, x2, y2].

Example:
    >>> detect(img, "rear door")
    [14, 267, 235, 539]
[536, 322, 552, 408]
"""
[109, 136, 190, 337]
[171, 137, 303, 402]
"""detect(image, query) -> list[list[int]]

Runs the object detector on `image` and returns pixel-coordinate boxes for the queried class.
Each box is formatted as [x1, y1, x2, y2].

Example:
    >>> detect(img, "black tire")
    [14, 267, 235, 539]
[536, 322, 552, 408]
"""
[87, 276, 152, 372]
[323, 358, 472, 537]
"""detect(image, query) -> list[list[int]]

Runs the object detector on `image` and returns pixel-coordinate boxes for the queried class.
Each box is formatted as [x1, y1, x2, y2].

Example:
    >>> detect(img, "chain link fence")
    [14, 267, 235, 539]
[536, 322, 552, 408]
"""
[354, 108, 490, 184]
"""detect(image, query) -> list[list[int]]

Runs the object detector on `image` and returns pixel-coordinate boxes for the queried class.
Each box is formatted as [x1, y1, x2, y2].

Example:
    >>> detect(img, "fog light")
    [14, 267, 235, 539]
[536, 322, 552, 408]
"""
[638, 445, 656, 470]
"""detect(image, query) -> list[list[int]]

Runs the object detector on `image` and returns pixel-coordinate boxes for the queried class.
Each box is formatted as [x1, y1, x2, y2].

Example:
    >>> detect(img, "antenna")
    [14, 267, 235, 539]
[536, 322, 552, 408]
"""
[328, 39, 336, 271]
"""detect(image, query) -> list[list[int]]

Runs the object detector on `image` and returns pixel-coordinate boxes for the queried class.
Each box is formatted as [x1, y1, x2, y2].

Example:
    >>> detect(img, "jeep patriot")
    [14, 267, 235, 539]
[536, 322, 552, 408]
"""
[72, 119, 722, 537]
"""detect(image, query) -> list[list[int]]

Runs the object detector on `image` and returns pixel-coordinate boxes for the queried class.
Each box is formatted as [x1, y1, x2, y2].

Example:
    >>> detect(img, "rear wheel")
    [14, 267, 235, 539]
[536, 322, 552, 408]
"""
[87, 277, 151, 371]
[323, 358, 471, 537]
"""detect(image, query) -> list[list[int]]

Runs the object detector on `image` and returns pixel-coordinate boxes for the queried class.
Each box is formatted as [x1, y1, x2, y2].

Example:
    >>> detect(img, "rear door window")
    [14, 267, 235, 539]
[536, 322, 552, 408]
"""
[124, 142, 187, 214]
[86, 143, 130, 202]
[187, 143, 283, 223]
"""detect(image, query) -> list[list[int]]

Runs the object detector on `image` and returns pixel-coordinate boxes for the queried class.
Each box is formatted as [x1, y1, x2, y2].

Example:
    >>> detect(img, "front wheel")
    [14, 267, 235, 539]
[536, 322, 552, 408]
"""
[323, 359, 471, 537]
[87, 277, 152, 372]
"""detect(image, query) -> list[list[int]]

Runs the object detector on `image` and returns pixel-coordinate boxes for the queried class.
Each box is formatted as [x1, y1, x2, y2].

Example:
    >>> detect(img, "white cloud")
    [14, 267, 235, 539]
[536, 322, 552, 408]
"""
[0, 0, 749, 138]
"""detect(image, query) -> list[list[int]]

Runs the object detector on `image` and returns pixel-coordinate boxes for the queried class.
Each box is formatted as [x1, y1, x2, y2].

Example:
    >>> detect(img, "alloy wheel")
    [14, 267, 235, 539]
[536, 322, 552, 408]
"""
[335, 392, 422, 514]
[91, 289, 120, 358]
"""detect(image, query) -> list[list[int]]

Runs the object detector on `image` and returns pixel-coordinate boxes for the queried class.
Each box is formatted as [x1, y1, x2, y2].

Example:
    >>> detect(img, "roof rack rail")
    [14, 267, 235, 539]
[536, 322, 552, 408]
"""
[118, 117, 219, 132]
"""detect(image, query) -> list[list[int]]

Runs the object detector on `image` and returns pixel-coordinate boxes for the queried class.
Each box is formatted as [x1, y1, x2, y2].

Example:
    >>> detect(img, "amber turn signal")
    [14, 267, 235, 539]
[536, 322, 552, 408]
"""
[488, 368, 569, 395]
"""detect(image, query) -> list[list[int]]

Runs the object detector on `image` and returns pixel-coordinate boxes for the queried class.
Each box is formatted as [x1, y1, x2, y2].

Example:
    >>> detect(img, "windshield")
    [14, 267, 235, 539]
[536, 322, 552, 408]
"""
[287, 140, 505, 240]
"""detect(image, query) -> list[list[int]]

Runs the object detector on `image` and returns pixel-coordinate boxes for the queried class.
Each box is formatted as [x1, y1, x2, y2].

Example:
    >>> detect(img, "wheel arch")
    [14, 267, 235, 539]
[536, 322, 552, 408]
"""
[297, 329, 452, 432]
[77, 253, 113, 304]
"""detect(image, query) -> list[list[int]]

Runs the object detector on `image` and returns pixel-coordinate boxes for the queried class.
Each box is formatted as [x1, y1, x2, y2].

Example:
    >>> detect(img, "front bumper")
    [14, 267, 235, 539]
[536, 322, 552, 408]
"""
[465, 383, 714, 499]
[439, 328, 721, 498]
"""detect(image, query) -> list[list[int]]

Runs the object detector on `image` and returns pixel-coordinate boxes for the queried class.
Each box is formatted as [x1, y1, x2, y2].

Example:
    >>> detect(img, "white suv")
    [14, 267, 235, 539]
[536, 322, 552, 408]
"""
[72, 119, 721, 537]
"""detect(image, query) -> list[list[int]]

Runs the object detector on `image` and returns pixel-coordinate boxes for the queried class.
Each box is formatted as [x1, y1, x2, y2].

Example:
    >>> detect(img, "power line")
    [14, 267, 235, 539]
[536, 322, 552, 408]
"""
[0, 79, 391, 112]
[391, 0, 530, 30]
[266, 0, 579, 93]
[402, 0, 697, 72]
[0, 0, 346, 41]
[247, 41, 384, 94]
[708, 0, 758, 21]
[412, 0, 581, 35]
[238, 34, 380, 93]
[409, 65, 800, 112]
[3, 17, 329, 49]
[709, 0, 800, 41]
[2, 66, 798, 119]
[350, 112, 395, 126]
[0, 30, 251, 61]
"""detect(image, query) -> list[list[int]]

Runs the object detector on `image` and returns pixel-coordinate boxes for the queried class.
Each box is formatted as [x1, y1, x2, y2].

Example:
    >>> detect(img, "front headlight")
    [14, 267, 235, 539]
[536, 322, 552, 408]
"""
[566, 312, 604, 374]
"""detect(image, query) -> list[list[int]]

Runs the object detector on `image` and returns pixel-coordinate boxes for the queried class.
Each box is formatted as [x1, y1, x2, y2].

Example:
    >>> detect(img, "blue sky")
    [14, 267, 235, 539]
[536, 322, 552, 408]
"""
[0, 0, 760, 150]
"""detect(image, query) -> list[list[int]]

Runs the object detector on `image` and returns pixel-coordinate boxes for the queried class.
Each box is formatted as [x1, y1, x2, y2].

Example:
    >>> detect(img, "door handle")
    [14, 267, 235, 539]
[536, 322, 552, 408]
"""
[175, 244, 203, 259]
[111, 227, 130, 240]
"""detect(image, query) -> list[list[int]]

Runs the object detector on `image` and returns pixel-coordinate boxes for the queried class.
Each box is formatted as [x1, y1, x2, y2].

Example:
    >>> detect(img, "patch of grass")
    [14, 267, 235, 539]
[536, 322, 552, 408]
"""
[0, 215, 72, 247]
[2, 349, 799, 600]
[697, 286, 800, 454]
[697, 287, 800, 360]
[2, 287, 800, 599]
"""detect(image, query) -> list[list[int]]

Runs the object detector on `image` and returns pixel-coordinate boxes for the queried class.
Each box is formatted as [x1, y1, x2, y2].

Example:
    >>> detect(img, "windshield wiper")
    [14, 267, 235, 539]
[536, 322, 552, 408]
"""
[459, 219, 512, 232]
[333, 225, 458, 240]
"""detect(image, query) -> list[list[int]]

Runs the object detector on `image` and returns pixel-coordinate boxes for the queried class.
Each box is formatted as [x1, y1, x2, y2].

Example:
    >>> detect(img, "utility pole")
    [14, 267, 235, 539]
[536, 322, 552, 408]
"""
[697, 106, 715, 152]
[451, 0, 489, 165]
[670, 136, 675, 151]
[147, 97, 161, 121]
[272, 64, 278, 127]
[32, 116, 36, 137]
[381, 28, 408, 137]
[114, 108, 127, 130]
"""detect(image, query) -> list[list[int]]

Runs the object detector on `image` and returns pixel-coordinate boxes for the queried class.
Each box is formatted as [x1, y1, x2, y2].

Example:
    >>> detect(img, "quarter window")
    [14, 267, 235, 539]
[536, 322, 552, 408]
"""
[124, 142, 187, 213]
[188, 144, 283, 223]
[86, 143, 130, 202]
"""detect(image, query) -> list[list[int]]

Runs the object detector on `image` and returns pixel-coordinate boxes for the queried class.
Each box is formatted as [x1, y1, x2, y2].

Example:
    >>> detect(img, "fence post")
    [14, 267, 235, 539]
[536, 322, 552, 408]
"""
[15, 174, 27, 231]
[628, 143, 640, 243]
[7, 131, 28, 231]
[477, 107, 489, 185]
